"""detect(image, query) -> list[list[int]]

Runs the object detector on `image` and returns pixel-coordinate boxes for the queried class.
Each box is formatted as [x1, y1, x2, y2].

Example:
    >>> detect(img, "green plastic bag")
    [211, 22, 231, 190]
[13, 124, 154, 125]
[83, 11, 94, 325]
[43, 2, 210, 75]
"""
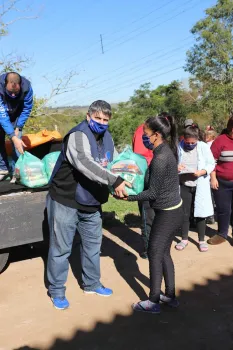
[43, 151, 60, 180]
[107, 146, 148, 195]
[15, 151, 48, 188]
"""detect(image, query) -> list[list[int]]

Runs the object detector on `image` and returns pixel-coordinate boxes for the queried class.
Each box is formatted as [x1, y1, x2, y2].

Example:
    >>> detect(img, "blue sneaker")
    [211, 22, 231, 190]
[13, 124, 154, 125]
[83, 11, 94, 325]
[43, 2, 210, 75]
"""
[84, 286, 113, 297]
[160, 293, 179, 308]
[51, 297, 69, 310]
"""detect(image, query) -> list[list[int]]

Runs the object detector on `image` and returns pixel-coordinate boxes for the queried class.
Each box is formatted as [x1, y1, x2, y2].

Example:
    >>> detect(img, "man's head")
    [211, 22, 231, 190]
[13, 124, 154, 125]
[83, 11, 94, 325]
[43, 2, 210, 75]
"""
[5, 72, 21, 97]
[87, 100, 112, 124]
[86, 100, 112, 134]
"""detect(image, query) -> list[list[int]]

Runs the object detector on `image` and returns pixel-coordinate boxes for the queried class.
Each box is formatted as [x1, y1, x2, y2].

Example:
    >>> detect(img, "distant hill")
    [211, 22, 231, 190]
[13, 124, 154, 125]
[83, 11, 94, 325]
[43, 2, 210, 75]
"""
[46, 103, 119, 114]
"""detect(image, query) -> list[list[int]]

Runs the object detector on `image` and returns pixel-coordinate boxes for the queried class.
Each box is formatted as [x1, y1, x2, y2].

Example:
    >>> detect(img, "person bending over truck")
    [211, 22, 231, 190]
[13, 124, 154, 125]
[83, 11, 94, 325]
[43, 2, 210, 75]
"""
[0, 72, 33, 180]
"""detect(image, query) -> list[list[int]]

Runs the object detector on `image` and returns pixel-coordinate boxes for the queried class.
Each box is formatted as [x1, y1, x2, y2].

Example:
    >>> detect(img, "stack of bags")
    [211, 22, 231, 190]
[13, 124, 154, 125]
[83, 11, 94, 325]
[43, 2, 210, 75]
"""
[15, 151, 60, 188]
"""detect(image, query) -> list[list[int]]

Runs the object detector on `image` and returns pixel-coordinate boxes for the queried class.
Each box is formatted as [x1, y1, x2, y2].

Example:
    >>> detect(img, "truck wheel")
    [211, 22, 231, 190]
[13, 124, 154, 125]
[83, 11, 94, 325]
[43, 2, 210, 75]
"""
[0, 252, 9, 274]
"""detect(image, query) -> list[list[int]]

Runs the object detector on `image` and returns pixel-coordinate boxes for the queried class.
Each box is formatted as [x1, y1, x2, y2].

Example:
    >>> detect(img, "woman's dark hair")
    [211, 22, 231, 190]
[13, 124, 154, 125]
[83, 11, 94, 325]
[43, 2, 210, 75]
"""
[145, 112, 178, 161]
[221, 128, 228, 135]
[227, 116, 233, 133]
[183, 123, 203, 141]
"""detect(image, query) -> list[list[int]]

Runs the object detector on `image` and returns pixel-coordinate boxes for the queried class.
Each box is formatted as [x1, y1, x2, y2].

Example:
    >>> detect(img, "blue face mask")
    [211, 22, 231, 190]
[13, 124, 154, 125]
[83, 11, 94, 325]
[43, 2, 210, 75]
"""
[88, 118, 109, 134]
[184, 142, 197, 151]
[142, 134, 154, 150]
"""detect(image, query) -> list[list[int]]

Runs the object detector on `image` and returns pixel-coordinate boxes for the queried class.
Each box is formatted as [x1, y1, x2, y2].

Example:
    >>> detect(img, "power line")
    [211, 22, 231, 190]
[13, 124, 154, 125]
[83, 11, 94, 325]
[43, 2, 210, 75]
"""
[63, 60, 184, 106]
[85, 59, 184, 98]
[45, 0, 200, 77]
[101, 0, 177, 38]
[44, 0, 177, 77]
[63, 65, 184, 106]
[67, 39, 193, 91]
[104, 0, 203, 54]
[100, 66, 184, 99]
[103, 0, 195, 52]
[58, 39, 191, 105]
[82, 35, 193, 85]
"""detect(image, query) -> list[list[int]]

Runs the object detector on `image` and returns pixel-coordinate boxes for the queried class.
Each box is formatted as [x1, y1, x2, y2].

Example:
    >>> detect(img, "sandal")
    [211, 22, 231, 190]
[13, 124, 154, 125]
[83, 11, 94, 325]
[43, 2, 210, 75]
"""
[160, 292, 179, 308]
[199, 242, 208, 252]
[132, 300, 161, 314]
[175, 240, 188, 251]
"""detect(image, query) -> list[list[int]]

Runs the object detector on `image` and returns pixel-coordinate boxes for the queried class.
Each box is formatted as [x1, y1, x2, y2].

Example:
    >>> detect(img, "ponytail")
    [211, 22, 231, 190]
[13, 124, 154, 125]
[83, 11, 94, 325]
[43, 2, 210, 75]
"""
[227, 116, 233, 133]
[166, 114, 178, 161]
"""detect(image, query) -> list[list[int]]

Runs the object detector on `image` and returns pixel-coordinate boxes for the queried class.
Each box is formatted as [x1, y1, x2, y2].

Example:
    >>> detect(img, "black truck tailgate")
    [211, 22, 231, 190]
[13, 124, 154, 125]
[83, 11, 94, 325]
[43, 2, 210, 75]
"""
[0, 191, 48, 249]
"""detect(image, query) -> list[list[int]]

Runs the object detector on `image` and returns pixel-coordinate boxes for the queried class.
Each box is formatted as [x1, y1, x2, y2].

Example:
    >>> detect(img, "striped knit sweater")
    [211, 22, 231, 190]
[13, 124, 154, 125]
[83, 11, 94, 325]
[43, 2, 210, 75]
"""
[211, 134, 233, 181]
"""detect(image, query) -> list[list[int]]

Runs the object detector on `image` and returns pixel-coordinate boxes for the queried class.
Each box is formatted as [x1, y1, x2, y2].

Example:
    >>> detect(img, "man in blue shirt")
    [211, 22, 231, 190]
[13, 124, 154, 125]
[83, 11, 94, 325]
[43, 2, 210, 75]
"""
[0, 72, 33, 180]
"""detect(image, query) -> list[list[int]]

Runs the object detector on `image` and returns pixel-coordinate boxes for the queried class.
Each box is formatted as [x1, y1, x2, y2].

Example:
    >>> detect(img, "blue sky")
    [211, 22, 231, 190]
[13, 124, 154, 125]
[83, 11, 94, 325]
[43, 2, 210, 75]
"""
[2, 0, 216, 106]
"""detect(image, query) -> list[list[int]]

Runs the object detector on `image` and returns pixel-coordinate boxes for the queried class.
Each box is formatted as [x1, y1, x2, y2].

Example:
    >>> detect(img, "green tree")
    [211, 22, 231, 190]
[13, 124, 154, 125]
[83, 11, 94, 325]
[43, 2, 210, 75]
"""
[109, 81, 199, 148]
[129, 82, 167, 117]
[185, 0, 233, 129]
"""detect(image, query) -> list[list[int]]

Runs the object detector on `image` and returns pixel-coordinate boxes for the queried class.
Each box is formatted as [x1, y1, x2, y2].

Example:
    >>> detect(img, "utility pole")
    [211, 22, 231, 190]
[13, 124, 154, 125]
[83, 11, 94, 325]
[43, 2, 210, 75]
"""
[100, 34, 104, 54]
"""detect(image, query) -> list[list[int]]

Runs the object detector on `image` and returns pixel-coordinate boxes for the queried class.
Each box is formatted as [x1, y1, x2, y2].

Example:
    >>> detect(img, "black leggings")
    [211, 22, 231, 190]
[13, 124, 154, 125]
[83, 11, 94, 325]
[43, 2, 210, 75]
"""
[148, 206, 183, 303]
[180, 185, 206, 241]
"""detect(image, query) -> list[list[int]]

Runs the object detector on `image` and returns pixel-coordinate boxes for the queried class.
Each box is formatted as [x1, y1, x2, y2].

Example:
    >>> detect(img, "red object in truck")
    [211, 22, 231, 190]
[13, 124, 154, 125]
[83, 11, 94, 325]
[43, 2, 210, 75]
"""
[132, 124, 153, 165]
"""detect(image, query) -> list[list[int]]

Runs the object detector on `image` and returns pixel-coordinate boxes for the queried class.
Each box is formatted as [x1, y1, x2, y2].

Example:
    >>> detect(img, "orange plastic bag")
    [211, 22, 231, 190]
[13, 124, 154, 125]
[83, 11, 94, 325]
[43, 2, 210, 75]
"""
[5, 129, 63, 156]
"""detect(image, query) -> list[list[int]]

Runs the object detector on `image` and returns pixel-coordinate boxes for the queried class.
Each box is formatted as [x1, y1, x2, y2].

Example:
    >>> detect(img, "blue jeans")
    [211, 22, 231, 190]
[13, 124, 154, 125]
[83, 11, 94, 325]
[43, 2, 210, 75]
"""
[213, 177, 233, 239]
[46, 194, 103, 298]
[0, 127, 22, 173]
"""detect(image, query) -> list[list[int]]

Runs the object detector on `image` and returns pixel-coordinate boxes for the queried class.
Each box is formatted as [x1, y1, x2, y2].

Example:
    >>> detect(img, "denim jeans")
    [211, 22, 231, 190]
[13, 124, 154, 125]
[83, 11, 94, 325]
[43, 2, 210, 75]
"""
[46, 194, 103, 298]
[0, 126, 22, 173]
[213, 178, 233, 239]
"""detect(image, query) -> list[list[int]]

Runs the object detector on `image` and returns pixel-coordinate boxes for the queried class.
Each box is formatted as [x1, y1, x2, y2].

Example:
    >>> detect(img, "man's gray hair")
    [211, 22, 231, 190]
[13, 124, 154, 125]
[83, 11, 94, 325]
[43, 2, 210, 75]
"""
[88, 100, 112, 117]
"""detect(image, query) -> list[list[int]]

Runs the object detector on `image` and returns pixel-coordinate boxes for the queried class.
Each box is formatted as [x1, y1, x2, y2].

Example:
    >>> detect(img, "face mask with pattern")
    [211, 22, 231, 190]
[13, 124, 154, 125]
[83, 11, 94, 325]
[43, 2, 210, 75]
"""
[142, 134, 154, 150]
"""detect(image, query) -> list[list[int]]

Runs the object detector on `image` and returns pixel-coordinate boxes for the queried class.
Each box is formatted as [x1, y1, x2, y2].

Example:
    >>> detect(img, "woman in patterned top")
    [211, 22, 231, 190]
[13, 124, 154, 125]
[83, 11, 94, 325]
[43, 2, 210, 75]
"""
[125, 114, 182, 314]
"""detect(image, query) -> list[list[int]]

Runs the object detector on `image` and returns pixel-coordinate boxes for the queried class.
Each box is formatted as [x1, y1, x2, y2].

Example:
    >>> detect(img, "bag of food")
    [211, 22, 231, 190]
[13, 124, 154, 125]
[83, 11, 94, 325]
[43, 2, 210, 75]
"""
[43, 151, 60, 180]
[107, 146, 148, 195]
[15, 152, 48, 188]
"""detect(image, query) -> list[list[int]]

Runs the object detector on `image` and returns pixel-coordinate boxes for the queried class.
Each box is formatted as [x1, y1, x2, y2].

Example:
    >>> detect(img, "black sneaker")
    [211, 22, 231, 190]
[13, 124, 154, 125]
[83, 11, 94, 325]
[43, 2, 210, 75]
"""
[140, 251, 148, 259]
[206, 216, 215, 225]
[160, 293, 179, 308]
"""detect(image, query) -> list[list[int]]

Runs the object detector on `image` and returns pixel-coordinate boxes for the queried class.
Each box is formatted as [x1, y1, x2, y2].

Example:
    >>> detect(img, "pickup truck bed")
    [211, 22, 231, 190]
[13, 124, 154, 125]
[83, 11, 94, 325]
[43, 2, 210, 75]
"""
[0, 140, 62, 273]
[0, 190, 49, 272]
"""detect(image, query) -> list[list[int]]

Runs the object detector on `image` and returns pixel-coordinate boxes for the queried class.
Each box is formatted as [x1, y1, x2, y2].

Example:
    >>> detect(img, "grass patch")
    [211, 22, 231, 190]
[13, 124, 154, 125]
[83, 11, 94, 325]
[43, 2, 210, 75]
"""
[102, 196, 139, 223]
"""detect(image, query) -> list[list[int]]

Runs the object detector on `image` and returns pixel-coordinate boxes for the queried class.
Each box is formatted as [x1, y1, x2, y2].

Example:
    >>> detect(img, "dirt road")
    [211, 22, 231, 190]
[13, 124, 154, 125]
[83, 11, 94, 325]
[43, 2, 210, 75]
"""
[0, 224, 233, 350]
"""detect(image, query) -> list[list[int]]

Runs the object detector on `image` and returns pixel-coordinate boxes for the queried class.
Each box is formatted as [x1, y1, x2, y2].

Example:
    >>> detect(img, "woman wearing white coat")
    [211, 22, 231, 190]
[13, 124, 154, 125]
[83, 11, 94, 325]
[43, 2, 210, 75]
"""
[175, 124, 215, 252]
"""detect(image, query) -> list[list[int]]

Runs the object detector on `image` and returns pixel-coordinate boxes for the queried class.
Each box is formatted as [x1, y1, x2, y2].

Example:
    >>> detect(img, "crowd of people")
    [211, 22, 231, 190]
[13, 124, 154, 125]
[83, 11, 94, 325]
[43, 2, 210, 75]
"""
[0, 71, 233, 314]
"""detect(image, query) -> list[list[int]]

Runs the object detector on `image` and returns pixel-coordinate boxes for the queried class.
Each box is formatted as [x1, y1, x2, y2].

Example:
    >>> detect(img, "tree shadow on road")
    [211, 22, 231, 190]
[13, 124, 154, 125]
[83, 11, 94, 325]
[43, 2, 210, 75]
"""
[69, 228, 149, 300]
[103, 214, 144, 254]
[101, 234, 149, 300]
[14, 269, 233, 350]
